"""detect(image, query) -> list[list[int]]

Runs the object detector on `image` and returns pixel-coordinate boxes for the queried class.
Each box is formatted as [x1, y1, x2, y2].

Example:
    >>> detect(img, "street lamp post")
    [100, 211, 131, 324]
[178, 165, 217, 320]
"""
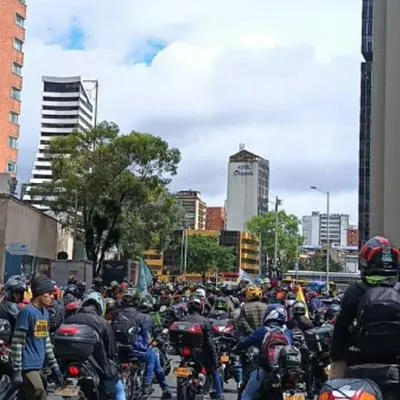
[273, 196, 282, 271]
[310, 186, 330, 289]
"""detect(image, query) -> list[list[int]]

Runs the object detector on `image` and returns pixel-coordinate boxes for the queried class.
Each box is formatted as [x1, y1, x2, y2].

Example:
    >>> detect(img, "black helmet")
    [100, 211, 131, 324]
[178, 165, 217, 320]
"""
[359, 236, 400, 277]
[64, 284, 78, 298]
[293, 301, 307, 317]
[188, 297, 204, 315]
[5, 275, 26, 293]
[122, 289, 139, 308]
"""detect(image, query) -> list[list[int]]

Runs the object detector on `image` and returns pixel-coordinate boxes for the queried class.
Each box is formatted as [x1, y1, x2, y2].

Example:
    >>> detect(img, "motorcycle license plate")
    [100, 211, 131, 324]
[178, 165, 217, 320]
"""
[55, 386, 80, 397]
[174, 367, 192, 378]
[283, 393, 306, 400]
[220, 355, 229, 363]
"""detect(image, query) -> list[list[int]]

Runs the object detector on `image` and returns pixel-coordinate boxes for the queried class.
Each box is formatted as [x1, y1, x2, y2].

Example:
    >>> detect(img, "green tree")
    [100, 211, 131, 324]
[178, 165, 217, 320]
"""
[305, 253, 343, 273]
[31, 121, 181, 272]
[181, 235, 236, 274]
[247, 210, 303, 271]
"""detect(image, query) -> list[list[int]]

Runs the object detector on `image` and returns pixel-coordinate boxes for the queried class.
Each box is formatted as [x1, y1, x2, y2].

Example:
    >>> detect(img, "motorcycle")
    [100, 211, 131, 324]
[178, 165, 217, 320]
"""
[152, 328, 172, 376]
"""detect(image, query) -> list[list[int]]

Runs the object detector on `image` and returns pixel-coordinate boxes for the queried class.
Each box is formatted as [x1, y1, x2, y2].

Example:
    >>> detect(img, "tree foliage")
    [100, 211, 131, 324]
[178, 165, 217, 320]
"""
[30, 121, 181, 270]
[300, 253, 343, 273]
[181, 235, 236, 274]
[247, 210, 303, 271]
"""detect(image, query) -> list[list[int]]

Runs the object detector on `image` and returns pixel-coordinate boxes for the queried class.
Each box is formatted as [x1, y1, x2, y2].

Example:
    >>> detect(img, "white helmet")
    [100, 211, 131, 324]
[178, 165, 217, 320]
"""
[194, 288, 206, 299]
[81, 292, 106, 316]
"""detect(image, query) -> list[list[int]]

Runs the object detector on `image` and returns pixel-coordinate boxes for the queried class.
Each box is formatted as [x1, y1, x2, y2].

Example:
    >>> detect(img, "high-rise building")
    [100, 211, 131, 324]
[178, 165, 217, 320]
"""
[226, 146, 269, 232]
[23, 76, 97, 209]
[205, 207, 225, 231]
[0, 0, 27, 180]
[369, 1, 400, 245]
[174, 190, 206, 230]
[302, 212, 350, 247]
[358, 0, 373, 246]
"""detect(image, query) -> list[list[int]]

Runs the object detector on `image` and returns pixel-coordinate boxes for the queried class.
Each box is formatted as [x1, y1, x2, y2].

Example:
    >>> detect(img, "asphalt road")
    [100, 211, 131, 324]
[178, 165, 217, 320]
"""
[48, 357, 239, 400]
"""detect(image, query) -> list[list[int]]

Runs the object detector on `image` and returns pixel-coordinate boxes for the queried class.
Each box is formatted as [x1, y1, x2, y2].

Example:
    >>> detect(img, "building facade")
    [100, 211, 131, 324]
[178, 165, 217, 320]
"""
[23, 76, 97, 209]
[0, 0, 27, 180]
[206, 207, 225, 231]
[302, 212, 350, 247]
[174, 190, 206, 230]
[369, 0, 400, 246]
[358, 0, 373, 246]
[226, 147, 269, 232]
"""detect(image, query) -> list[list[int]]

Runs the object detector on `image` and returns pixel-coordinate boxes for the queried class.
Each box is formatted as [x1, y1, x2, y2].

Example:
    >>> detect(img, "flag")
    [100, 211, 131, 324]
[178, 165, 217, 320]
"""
[137, 258, 154, 294]
[296, 285, 310, 319]
[239, 269, 255, 284]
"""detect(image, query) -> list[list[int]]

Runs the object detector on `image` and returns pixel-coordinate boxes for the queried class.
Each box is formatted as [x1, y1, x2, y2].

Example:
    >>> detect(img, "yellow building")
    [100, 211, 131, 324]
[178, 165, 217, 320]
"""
[239, 232, 260, 274]
[143, 249, 163, 276]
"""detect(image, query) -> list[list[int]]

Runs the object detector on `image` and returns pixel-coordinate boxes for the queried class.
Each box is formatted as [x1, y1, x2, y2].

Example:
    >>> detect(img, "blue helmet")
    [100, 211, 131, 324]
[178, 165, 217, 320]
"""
[263, 304, 287, 325]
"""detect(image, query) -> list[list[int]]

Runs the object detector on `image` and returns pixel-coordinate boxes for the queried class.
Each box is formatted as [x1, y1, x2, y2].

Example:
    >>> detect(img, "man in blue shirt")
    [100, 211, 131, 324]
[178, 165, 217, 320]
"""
[11, 276, 62, 400]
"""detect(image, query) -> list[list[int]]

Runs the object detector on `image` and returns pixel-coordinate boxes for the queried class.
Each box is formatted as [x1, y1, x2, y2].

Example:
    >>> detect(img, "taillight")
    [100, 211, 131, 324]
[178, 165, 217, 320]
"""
[181, 346, 192, 358]
[67, 366, 80, 377]
[57, 326, 80, 336]
[224, 324, 234, 333]
[212, 325, 221, 334]
[187, 325, 202, 334]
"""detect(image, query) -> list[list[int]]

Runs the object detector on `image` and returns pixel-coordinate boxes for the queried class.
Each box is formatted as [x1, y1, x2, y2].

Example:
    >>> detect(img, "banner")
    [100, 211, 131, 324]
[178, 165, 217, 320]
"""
[296, 285, 310, 319]
[137, 258, 154, 293]
[239, 269, 255, 284]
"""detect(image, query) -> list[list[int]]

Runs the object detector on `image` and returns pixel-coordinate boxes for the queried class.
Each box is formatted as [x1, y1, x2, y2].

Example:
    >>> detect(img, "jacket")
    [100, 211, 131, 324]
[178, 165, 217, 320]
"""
[181, 312, 218, 369]
[65, 306, 118, 380]
[237, 301, 268, 334]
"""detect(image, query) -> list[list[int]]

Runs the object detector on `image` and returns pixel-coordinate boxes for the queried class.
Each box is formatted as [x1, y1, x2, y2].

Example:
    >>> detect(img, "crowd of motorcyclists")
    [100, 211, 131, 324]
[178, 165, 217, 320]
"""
[0, 235, 399, 400]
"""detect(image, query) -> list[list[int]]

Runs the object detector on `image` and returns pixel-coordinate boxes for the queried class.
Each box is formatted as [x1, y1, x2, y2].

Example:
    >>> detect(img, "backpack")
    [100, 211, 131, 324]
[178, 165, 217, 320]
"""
[112, 311, 136, 345]
[259, 327, 290, 370]
[355, 282, 400, 359]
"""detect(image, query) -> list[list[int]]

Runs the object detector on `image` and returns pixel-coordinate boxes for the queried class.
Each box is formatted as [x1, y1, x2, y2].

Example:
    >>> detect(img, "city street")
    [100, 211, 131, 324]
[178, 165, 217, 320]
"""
[48, 356, 239, 400]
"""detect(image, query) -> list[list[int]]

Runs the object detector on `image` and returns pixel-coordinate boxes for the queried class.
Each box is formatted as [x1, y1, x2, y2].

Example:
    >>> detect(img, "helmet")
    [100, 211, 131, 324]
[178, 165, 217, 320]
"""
[214, 297, 233, 313]
[194, 288, 206, 299]
[5, 275, 26, 294]
[188, 297, 204, 314]
[68, 275, 78, 285]
[245, 286, 262, 301]
[293, 301, 307, 316]
[263, 304, 287, 325]
[122, 289, 140, 308]
[139, 296, 153, 313]
[326, 304, 341, 321]
[105, 297, 117, 314]
[64, 284, 78, 298]
[110, 281, 119, 289]
[53, 285, 62, 301]
[359, 236, 400, 276]
[81, 292, 106, 316]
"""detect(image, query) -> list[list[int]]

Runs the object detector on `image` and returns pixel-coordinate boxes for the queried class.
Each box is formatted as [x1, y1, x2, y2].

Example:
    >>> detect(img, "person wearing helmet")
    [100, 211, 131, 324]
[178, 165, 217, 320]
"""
[0, 275, 27, 335]
[91, 276, 104, 293]
[287, 301, 313, 331]
[235, 304, 292, 400]
[76, 281, 87, 299]
[48, 283, 65, 338]
[237, 286, 268, 334]
[330, 236, 400, 380]
[105, 297, 117, 322]
[11, 276, 63, 399]
[179, 297, 224, 400]
[64, 283, 78, 299]
[112, 289, 172, 399]
[194, 287, 212, 314]
[65, 292, 125, 400]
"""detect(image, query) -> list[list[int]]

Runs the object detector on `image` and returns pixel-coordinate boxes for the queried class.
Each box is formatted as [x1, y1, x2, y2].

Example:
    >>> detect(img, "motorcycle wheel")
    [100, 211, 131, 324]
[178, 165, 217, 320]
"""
[177, 378, 201, 400]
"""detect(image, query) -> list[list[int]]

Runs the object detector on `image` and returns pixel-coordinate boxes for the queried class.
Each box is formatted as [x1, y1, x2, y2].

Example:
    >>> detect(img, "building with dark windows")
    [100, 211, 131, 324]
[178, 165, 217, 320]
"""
[23, 76, 98, 209]
[358, 0, 373, 246]
[0, 0, 27, 183]
[174, 190, 206, 230]
[226, 145, 269, 232]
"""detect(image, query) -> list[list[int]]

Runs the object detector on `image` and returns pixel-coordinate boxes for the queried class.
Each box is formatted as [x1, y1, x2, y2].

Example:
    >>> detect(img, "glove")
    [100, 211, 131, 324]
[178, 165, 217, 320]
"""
[52, 368, 63, 386]
[13, 370, 23, 386]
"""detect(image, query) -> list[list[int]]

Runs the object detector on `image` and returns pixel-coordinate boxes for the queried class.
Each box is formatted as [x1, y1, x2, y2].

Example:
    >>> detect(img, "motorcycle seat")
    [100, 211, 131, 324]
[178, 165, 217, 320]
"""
[347, 364, 400, 387]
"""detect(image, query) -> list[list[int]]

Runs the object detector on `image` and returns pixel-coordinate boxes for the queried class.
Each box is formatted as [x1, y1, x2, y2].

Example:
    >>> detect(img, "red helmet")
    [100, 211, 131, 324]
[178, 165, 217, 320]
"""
[359, 236, 400, 276]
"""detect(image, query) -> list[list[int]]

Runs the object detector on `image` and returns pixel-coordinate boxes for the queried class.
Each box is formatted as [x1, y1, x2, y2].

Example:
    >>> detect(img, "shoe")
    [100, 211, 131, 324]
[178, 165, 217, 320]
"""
[162, 389, 172, 399]
[143, 384, 153, 396]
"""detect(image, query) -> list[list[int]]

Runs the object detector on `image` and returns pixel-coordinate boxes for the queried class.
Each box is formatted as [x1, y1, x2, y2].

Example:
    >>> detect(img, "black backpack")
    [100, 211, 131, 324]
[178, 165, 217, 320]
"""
[356, 282, 400, 358]
[112, 310, 139, 345]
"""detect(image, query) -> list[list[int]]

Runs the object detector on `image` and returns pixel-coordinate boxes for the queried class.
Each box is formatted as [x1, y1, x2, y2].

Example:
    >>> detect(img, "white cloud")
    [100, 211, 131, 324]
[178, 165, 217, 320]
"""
[18, 0, 361, 224]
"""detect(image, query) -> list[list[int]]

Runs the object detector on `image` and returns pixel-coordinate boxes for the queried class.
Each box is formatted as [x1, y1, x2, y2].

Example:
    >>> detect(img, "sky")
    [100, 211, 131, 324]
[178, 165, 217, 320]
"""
[18, 0, 362, 224]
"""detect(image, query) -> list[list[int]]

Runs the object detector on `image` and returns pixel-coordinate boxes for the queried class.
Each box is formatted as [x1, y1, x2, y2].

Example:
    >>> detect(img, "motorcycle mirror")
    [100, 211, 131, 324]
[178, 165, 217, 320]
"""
[162, 328, 169, 335]
[160, 305, 167, 313]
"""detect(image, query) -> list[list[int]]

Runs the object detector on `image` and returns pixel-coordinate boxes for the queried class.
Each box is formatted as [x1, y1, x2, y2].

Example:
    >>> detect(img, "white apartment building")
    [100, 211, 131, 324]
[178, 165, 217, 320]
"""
[23, 76, 97, 210]
[302, 211, 350, 247]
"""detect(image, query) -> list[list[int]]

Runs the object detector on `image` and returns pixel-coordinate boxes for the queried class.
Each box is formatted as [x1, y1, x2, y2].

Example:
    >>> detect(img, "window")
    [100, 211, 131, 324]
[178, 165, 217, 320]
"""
[7, 161, 16, 174]
[16, 13, 25, 28]
[8, 137, 18, 149]
[12, 62, 22, 76]
[9, 112, 19, 125]
[11, 87, 21, 101]
[13, 38, 23, 52]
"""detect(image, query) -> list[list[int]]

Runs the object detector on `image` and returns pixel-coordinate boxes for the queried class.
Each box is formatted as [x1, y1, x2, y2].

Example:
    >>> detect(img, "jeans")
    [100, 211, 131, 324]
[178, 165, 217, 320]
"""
[103, 379, 126, 400]
[211, 370, 224, 399]
[241, 368, 266, 400]
[144, 348, 169, 390]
